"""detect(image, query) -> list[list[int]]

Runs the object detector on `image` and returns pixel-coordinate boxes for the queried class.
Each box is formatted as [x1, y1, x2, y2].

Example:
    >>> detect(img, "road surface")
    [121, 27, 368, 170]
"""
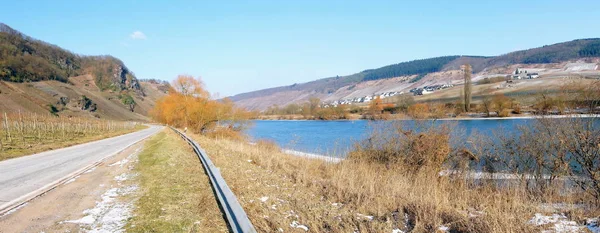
[0, 125, 163, 208]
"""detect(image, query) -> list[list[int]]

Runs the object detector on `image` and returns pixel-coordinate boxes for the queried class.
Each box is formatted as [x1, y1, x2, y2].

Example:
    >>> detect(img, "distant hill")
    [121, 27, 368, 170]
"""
[230, 38, 600, 110]
[0, 23, 142, 95]
[0, 23, 168, 120]
[362, 56, 463, 81]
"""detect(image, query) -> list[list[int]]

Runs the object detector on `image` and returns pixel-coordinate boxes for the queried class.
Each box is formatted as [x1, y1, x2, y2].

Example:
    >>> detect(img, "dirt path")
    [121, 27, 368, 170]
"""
[0, 139, 144, 233]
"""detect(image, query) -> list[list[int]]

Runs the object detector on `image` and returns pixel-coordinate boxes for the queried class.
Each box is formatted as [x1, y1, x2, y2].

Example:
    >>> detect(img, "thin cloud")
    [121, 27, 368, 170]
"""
[130, 31, 146, 40]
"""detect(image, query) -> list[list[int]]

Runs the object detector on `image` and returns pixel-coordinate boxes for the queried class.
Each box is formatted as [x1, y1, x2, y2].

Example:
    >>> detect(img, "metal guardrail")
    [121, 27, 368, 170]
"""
[170, 127, 256, 233]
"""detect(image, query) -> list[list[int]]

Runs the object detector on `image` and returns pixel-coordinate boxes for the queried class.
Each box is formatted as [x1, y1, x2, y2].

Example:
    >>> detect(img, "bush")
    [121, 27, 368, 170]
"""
[47, 104, 59, 116]
[477, 76, 507, 85]
[498, 108, 511, 117]
[348, 122, 452, 175]
[512, 104, 522, 114]
[407, 103, 429, 119]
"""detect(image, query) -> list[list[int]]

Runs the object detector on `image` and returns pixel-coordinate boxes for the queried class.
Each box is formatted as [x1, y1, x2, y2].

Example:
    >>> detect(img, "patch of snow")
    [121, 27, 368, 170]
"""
[64, 177, 137, 232]
[66, 215, 96, 225]
[468, 210, 485, 218]
[109, 158, 129, 167]
[259, 196, 269, 202]
[283, 149, 342, 163]
[290, 221, 309, 231]
[392, 229, 405, 233]
[552, 221, 582, 233]
[114, 174, 128, 182]
[247, 160, 253, 163]
[284, 210, 299, 219]
[528, 213, 585, 233]
[64, 175, 81, 184]
[114, 173, 137, 183]
[529, 213, 568, 226]
[1, 203, 28, 217]
[119, 185, 138, 195]
[356, 213, 374, 221]
[438, 225, 449, 232]
[587, 218, 599, 233]
[84, 167, 97, 174]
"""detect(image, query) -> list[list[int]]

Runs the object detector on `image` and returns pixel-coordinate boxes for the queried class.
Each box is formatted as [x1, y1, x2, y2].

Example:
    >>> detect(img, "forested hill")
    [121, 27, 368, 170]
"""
[0, 23, 142, 94]
[484, 38, 600, 66]
[336, 38, 600, 82]
[362, 56, 462, 81]
[230, 38, 600, 105]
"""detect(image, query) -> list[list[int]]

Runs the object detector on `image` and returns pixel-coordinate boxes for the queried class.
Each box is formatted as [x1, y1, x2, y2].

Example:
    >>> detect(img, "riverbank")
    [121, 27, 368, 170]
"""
[282, 149, 342, 163]
[255, 113, 600, 121]
[439, 113, 600, 121]
[186, 132, 600, 232]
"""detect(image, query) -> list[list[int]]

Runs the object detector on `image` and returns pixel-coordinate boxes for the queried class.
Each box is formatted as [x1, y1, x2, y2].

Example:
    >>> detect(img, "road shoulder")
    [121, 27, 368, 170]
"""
[0, 136, 144, 233]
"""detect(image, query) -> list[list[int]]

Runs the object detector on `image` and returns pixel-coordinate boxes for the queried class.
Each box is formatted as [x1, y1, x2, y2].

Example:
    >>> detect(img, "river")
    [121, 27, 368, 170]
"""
[245, 118, 554, 158]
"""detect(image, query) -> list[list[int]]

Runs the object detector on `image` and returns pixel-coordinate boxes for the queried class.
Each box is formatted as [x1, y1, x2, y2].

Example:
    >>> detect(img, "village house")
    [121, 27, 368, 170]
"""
[513, 68, 543, 79]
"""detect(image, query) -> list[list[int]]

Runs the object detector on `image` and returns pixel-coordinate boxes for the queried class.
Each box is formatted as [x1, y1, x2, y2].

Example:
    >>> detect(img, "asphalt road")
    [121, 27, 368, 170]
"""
[0, 125, 163, 207]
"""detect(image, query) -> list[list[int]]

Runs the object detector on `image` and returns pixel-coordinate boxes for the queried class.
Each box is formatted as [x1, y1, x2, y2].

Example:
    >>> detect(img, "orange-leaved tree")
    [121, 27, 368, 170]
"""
[151, 75, 251, 135]
[368, 96, 384, 116]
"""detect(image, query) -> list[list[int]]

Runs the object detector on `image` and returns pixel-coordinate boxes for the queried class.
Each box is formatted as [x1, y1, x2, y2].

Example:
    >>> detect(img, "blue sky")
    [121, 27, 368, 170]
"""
[2, 0, 599, 96]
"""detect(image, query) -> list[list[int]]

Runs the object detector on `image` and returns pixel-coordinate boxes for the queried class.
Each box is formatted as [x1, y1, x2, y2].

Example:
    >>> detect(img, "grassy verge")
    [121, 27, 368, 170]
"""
[127, 130, 228, 233]
[0, 114, 146, 161]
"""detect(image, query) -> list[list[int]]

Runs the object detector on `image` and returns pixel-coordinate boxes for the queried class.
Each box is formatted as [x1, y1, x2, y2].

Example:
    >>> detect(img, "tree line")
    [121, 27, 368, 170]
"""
[263, 97, 349, 120]
[362, 56, 460, 81]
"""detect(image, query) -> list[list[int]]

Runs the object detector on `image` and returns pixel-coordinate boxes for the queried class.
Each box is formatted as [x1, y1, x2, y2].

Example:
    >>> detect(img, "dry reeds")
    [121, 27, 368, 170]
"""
[183, 116, 599, 232]
[190, 130, 537, 232]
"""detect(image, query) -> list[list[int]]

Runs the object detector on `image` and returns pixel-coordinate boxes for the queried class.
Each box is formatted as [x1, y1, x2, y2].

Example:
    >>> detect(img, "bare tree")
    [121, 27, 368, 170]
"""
[480, 95, 492, 117]
[308, 97, 321, 115]
[463, 64, 472, 112]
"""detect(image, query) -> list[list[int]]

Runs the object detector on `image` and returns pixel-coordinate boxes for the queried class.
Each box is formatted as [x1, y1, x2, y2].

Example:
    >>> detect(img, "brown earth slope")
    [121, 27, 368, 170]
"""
[0, 79, 168, 121]
[0, 23, 170, 121]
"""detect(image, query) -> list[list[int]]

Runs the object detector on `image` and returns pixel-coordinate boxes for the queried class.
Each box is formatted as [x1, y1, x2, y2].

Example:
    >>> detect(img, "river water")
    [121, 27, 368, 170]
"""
[245, 119, 547, 157]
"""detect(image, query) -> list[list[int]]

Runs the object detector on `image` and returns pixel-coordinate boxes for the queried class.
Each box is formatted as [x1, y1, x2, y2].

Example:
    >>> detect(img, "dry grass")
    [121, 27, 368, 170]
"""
[187, 132, 542, 232]
[127, 130, 228, 233]
[0, 112, 144, 161]
[187, 117, 600, 232]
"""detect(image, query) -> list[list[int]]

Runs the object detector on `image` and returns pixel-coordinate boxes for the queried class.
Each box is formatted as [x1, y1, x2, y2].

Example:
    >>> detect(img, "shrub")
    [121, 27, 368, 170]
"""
[47, 104, 59, 116]
[498, 108, 511, 117]
[512, 104, 522, 114]
[348, 122, 452, 175]
[407, 103, 430, 119]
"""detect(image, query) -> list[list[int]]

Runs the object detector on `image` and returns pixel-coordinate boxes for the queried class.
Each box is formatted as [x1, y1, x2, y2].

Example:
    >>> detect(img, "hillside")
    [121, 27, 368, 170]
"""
[0, 23, 142, 94]
[0, 23, 168, 120]
[230, 39, 600, 110]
